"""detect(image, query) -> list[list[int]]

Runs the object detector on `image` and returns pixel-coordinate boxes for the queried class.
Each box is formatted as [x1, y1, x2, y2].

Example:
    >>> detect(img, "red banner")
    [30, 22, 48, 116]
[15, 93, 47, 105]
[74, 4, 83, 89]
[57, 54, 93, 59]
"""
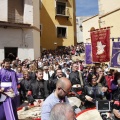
[90, 29, 110, 62]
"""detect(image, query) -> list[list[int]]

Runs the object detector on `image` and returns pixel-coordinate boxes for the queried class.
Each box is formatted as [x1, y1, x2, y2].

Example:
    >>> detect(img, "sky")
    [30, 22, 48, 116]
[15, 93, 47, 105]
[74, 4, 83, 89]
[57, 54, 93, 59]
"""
[76, 0, 99, 16]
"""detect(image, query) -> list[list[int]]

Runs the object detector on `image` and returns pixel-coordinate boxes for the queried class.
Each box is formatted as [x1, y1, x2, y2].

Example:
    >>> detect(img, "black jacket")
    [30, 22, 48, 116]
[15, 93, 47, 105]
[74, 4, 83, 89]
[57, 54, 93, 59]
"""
[20, 79, 32, 100]
[29, 79, 48, 99]
[80, 83, 110, 108]
[69, 71, 81, 85]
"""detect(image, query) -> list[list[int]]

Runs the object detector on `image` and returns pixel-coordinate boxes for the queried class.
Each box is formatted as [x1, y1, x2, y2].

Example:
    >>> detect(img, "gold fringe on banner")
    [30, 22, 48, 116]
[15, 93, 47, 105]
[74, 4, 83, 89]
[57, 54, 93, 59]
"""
[88, 26, 113, 32]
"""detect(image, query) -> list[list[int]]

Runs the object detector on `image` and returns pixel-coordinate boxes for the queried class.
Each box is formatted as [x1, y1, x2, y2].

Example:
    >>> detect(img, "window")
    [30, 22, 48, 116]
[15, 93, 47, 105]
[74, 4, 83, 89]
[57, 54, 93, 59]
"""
[8, 0, 24, 23]
[57, 27, 67, 38]
[56, 2, 66, 15]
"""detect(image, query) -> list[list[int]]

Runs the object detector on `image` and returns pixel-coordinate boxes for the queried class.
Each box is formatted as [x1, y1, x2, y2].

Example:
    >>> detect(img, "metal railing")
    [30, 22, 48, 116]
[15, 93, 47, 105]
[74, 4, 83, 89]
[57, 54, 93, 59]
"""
[55, 7, 70, 17]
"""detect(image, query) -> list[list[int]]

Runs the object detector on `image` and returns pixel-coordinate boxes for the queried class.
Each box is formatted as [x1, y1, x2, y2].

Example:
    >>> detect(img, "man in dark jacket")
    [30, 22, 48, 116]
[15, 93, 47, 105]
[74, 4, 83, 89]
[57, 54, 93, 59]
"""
[49, 69, 66, 93]
[27, 69, 49, 104]
[69, 63, 84, 92]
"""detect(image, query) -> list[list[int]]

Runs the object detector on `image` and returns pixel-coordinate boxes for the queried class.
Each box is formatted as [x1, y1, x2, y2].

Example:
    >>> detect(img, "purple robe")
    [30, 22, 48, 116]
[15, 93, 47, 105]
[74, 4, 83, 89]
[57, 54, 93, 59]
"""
[16, 72, 23, 80]
[0, 68, 18, 120]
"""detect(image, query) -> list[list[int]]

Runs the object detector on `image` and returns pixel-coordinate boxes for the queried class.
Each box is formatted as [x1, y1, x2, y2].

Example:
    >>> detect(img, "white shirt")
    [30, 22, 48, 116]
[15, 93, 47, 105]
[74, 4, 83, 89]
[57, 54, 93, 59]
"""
[49, 70, 54, 77]
[43, 71, 49, 81]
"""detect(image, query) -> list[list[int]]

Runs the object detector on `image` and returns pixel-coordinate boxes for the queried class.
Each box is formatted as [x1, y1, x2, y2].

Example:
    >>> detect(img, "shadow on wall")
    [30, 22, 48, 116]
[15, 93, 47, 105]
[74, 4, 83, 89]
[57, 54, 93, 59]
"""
[40, 0, 73, 50]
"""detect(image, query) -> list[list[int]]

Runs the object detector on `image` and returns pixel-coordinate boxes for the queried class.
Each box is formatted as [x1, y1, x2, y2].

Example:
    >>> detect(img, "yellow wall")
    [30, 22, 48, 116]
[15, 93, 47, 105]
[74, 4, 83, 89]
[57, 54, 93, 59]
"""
[40, 0, 76, 50]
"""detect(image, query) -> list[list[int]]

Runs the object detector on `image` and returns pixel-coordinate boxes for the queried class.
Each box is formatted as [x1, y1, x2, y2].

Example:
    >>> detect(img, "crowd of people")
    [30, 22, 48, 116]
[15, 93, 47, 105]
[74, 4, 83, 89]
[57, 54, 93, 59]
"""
[0, 46, 120, 120]
[42, 43, 85, 57]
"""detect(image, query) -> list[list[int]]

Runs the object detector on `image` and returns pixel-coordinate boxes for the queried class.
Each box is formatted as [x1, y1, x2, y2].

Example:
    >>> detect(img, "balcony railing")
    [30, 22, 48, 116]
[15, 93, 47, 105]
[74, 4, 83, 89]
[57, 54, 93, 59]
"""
[55, 7, 70, 18]
[8, 13, 23, 23]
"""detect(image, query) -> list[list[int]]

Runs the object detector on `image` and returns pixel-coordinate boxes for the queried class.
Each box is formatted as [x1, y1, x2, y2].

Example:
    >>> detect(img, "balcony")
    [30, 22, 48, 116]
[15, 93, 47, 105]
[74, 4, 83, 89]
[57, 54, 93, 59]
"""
[55, 7, 70, 19]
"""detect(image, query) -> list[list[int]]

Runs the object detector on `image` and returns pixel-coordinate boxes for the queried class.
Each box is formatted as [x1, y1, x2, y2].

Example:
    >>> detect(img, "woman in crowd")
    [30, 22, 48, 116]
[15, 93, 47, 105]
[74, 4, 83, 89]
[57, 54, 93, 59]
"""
[20, 70, 32, 103]
[28, 64, 37, 80]
[49, 65, 55, 77]
[80, 73, 109, 109]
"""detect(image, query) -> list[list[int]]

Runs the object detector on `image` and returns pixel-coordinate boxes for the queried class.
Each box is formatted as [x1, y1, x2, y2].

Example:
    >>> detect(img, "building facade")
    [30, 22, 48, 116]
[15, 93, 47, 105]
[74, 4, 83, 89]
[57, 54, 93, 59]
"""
[82, 15, 99, 43]
[0, 0, 40, 61]
[76, 16, 91, 43]
[82, 0, 120, 58]
[98, 0, 120, 15]
[40, 0, 76, 50]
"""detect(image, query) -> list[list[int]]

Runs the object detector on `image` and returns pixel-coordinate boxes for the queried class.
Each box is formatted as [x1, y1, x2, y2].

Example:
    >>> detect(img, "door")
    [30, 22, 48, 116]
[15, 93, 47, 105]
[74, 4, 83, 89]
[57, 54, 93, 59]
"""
[4, 47, 18, 61]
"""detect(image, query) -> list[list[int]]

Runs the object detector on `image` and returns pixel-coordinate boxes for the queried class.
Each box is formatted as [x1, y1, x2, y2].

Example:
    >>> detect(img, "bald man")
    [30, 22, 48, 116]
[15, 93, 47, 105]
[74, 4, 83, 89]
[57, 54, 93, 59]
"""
[41, 77, 72, 120]
[50, 103, 75, 120]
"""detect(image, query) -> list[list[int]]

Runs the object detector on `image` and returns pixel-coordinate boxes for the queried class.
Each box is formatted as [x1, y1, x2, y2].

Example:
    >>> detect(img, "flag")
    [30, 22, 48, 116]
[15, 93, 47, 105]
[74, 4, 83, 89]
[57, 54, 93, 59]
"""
[111, 42, 120, 67]
[85, 44, 92, 64]
[90, 28, 110, 62]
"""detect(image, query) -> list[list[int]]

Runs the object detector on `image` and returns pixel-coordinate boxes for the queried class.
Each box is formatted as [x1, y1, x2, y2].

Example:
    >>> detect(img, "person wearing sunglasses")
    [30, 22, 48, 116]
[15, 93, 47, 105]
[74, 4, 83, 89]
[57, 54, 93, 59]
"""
[41, 77, 72, 120]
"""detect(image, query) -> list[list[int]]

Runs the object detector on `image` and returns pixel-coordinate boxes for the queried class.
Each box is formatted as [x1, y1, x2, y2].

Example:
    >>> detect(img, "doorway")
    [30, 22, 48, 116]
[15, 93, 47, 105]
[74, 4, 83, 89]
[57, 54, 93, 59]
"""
[4, 47, 18, 61]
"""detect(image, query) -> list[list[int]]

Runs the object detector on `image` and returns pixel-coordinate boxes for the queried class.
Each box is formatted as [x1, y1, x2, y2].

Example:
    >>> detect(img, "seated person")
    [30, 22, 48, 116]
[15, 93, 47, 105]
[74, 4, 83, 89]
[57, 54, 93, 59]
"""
[96, 67, 107, 87]
[27, 69, 49, 105]
[79, 73, 109, 109]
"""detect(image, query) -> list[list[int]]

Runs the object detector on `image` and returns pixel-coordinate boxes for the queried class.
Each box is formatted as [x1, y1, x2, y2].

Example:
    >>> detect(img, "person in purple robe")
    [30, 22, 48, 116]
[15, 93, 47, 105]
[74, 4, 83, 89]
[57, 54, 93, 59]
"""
[0, 58, 18, 120]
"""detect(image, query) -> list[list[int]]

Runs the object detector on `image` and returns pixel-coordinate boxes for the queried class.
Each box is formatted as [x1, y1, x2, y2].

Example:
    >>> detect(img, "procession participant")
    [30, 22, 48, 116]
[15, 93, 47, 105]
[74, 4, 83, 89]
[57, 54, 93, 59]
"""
[41, 77, 72, 120]
[20, 70, 32, 103]
[69, 62, 84, 93]
[27, 69, 49, 105]
[0, 58, 18, 120]
[49, 69, 66, 93]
